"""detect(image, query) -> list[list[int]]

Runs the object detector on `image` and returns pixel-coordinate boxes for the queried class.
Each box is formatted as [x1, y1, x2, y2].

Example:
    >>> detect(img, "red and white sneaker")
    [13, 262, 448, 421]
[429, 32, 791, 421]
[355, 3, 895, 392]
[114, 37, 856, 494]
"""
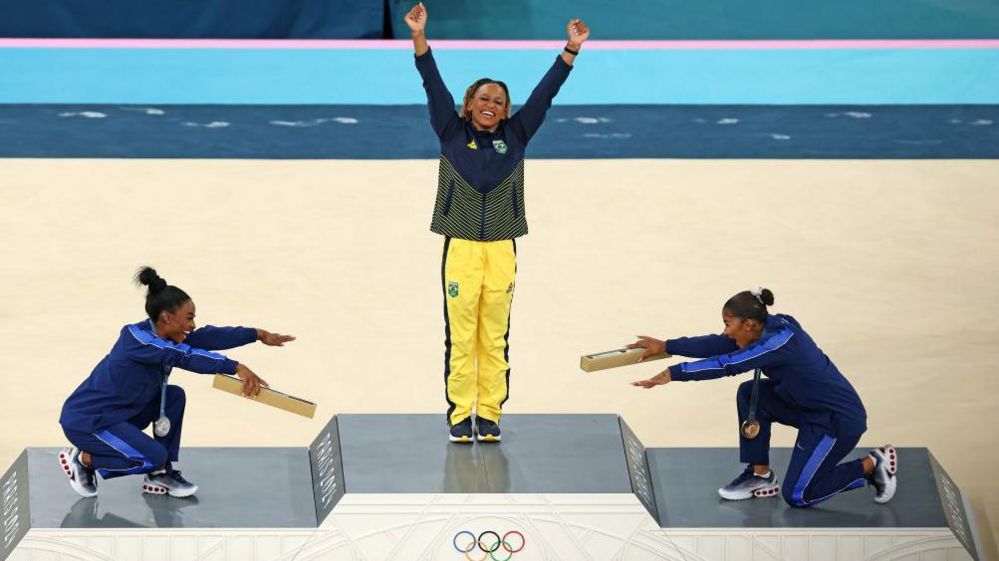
[869, 445, 898, 504]
[58, 446, 98, 498]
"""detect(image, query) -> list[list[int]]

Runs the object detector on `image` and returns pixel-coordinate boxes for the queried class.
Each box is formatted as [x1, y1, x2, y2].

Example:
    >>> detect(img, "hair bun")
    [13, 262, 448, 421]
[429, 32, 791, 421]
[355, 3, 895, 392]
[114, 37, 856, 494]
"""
[135, 266, 168, 294]
[759, 288, 775, 306]
[749, 286, 775, 307]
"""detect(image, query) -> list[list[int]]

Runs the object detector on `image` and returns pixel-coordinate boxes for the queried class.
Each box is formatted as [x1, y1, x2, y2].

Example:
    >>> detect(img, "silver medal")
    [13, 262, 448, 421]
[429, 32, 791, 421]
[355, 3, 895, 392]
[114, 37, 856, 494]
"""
[154, 371, 171, 437]
[154, 416, 171, 437]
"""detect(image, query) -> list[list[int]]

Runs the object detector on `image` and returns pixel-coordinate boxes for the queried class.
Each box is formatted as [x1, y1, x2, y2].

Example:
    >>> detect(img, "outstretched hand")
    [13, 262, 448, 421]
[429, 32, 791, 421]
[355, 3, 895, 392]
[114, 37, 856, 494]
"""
[632, 369, 671, 389]
[236, 363, 270, 397]
[566, 19, 590, 47]
[627, 335, 666, 360]
[257, 329, 296, 347]
[405, 2, 427, 33]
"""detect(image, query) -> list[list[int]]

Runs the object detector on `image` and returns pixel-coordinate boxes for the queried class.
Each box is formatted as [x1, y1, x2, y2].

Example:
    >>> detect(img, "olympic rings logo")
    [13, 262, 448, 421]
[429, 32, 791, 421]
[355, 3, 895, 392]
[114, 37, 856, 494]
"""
[452, 530, 525, 560]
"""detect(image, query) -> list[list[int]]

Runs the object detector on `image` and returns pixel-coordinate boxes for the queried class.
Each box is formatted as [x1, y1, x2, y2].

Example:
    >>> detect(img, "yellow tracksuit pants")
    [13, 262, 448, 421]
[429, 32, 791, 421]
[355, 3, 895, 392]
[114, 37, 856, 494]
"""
[442, 237, 516, 426]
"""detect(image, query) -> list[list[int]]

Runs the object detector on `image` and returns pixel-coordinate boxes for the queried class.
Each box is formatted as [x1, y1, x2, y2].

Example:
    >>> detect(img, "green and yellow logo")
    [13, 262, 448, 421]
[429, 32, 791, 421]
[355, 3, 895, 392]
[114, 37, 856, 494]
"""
[466, 140, 478, 150]
[492, 139, 508, 154]
[448, 281, 459, 298]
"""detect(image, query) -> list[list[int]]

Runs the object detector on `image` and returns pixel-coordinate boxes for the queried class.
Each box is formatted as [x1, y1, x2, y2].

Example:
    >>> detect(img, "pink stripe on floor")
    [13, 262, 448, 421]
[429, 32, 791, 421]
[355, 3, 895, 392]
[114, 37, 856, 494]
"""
[1, 38, 998, 50]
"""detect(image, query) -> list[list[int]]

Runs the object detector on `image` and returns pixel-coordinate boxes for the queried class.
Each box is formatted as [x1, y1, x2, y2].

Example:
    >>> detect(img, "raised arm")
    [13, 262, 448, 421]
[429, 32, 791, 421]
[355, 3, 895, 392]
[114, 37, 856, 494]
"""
[508, 18, 590, 143]
[405, 2, 429, 56]
[406, 3, 460, 139]
[560, 19, 589, 66]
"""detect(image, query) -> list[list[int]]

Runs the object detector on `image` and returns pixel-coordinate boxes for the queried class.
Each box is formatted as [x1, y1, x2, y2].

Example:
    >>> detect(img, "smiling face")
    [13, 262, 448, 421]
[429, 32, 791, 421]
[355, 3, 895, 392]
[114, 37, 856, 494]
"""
[157, 299, 196, 344]
[464, 82, 509, 132]
[722, 308, 763, 349]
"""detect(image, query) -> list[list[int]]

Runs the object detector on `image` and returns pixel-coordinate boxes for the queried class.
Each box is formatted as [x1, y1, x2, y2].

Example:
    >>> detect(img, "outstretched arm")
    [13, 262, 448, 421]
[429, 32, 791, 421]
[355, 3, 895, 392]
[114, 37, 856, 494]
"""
[628, 334, 738, 360]
[667, 328, 794, 382]
[184, 325, 295, 350]
[509, 18, 590, 143]
[406, 3, 460, 139]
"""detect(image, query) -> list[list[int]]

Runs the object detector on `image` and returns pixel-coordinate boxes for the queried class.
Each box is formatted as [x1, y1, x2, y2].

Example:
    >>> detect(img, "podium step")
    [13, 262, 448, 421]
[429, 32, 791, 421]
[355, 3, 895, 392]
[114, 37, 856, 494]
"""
[335, 413, 633, 494]
[648, 447, 949, 528]
[0, 413, 983, 561]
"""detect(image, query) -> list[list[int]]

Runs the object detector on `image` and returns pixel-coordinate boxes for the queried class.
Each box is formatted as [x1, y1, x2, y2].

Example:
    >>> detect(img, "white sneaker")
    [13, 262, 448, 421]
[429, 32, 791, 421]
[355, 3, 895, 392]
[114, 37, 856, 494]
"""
[143, 469, 198, 498]
[718, 466, 780, 500]
[869, 445, 898, 504]
[58, 447, 98, 498]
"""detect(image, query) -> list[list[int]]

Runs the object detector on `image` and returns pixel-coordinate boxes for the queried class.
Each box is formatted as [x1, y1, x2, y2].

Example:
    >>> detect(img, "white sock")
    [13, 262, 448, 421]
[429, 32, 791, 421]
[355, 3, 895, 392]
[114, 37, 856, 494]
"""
[756, 470, 772, 478]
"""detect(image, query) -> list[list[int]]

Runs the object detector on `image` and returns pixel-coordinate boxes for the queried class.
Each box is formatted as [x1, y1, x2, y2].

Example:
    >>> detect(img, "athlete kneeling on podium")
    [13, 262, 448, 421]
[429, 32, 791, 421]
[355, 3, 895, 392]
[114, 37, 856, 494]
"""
[58, 267, 294, 498]
[630, 288, 897, 507]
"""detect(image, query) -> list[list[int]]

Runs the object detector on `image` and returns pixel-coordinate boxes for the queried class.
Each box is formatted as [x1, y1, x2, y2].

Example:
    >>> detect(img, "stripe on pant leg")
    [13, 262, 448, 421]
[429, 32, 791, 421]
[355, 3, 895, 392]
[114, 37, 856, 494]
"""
[93, 429, 154, 478]
[499, 239, 515, 409]
[807, 477, 867, 506]
[442, 237, 457, 426]
[790, 434, 837, 507]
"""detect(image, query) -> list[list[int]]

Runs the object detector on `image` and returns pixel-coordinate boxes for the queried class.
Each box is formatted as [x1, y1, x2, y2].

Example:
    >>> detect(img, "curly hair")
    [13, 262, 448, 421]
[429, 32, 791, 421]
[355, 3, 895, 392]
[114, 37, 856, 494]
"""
[461, 78, 511, 121]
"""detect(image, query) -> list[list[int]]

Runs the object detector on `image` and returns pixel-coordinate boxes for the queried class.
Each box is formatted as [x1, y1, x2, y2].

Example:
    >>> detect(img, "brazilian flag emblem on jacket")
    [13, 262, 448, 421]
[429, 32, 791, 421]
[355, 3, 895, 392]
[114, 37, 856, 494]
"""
[492, 139, 508, 154]
[448, 281, 459, 298]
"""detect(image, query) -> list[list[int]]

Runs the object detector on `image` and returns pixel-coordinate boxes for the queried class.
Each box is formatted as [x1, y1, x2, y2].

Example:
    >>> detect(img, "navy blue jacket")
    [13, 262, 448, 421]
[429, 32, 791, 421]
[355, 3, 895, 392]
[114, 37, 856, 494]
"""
[60, 320, 257, 433]
[415, 48, 571, 193]
[666, 314, 868, 436]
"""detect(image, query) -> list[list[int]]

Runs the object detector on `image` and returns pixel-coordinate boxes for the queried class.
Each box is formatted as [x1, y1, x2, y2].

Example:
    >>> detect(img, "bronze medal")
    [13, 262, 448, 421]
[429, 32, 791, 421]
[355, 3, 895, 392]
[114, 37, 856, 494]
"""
[740, 367, 763, 439]
[740, 419, 760, 439]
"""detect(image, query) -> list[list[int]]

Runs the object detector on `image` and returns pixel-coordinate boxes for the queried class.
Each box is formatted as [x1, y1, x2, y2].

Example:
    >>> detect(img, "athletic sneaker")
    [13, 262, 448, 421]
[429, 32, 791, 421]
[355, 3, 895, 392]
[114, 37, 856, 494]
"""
[475, 417, 501, 442]
[449, 417, 474, 443]
[143, 469, 198, 498]
[718, 465, 781, 500]
[868, 445, 898, 504]
[58, 446, 98, 498]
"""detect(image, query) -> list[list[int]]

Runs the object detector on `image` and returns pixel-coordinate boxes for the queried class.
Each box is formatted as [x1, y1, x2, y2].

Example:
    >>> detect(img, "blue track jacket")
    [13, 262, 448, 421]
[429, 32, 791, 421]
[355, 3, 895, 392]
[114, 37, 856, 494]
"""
[59, 320, 257, 433]
[666, 314, 868, 436]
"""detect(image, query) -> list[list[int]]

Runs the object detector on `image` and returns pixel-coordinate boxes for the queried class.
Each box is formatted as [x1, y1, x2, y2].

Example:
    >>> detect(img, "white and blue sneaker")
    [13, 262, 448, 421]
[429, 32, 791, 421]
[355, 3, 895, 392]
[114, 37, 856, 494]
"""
[58, 446, 98, 498]
[868, 445, 898, 504]
[718, 465, 781, 500]
[143, 469, 198, 498]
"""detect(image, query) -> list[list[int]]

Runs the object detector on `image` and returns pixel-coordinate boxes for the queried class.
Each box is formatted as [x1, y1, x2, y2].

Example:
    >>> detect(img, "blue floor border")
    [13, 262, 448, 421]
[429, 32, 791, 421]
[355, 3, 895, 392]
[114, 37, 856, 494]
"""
[1, 104, 996, 159]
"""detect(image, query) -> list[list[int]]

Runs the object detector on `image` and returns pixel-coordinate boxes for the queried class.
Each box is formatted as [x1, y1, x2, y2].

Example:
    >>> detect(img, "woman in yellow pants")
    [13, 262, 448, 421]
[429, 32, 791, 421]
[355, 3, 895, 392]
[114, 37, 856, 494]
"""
[405, 3, 589, 442]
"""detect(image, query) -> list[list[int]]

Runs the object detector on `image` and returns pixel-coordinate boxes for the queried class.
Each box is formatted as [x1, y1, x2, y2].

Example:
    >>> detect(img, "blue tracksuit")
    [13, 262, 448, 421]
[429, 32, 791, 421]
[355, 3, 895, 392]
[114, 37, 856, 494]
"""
[666, 314, 871, 507]
[59, 320, 256, 478]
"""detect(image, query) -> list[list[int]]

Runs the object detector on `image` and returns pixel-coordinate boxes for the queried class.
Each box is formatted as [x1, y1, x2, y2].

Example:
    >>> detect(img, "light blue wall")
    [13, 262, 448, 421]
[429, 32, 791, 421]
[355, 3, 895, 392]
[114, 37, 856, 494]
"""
[2, 47, 998, 104]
